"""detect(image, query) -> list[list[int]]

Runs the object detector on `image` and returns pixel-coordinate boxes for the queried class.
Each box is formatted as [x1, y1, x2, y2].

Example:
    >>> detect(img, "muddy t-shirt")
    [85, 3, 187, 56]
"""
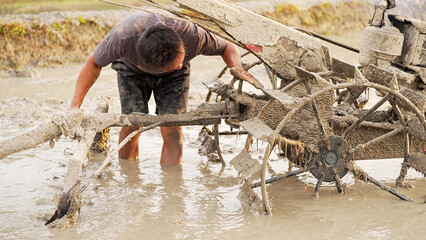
[93, 11, 228, 76]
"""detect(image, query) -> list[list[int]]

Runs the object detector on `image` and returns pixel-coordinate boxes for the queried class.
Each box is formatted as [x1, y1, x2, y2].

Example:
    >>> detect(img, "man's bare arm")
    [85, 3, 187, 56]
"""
[221, 43, 264, 89]
[70, 52, 102, 109]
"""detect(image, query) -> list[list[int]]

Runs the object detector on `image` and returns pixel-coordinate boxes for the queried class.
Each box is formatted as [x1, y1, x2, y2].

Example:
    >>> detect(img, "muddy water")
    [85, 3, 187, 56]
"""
[1, 32, 426, 239]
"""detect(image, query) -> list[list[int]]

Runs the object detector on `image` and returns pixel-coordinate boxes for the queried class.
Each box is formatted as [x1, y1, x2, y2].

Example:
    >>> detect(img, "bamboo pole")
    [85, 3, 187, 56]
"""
[46, 98, 110, 227]
[0, 102, 239, 160]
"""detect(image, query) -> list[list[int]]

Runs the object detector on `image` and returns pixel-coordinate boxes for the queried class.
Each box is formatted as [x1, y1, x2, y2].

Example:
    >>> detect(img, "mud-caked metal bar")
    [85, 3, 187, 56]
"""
[251, 165, 315, 188]
[334, 173, 343, 193]
[396, 129, 411, 187]
[347, 161, 413, 202]
[303, 80, 328, 138]
[342, 94, 392, 138]
[366, 175, 413, 202]
[314, 174, 325, 199]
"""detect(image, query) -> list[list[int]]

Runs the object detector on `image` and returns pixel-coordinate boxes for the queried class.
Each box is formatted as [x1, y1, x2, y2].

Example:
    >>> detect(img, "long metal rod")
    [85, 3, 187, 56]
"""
[347, 161, 412, 202]
[303, 80, 328, 137]
[306, 30, 360, 53]
[207, 131, 248, 136]
[251, 165, 314, 188]
[258, 99, 275, 120]
[311, 98, 327, 135]
[280, 78, 303, 93]
[342, 94, 392, 138]
[366, 176, 413, 201]
[255, 10, 360, 53]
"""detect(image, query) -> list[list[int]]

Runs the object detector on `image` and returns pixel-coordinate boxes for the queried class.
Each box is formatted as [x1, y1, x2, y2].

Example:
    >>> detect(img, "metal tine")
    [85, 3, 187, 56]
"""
[334, 173, 343, 193]
[251, 165, 315, 188]
[295, 66, 333, 86]
[396, 129, 411, 187]
[347, 161, 413, 202]
[314, 174, 325, 199]
[342, 94, 392, 138]
[296, 67, 329, 138]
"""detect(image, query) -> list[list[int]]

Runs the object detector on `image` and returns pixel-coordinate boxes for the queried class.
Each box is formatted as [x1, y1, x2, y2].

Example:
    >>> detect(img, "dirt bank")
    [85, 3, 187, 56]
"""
[0, 0, 424, 77]
[0, 10, 130, 77]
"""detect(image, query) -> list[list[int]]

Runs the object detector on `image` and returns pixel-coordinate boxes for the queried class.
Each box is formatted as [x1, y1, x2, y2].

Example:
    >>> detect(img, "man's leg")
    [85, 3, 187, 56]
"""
[112, 60, 151, 160]
[118, 126, 142, 159]
[154, 63, 190, 164]
[160, 126, 182, 164]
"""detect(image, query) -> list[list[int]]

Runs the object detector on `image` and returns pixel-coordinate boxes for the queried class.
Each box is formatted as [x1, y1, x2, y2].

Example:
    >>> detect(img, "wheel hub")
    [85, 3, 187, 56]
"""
[323, 151, 338, 165]
[310, 135, 350, 182]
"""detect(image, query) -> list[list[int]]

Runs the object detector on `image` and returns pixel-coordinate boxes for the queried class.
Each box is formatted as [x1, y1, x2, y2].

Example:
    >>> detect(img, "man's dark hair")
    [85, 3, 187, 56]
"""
[137, 24, 184, 67]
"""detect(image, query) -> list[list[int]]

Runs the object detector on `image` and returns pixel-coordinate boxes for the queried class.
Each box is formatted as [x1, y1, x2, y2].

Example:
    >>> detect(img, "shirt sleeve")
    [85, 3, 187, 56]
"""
[93, 27, 122, 67]
[197, 26, 228, 56]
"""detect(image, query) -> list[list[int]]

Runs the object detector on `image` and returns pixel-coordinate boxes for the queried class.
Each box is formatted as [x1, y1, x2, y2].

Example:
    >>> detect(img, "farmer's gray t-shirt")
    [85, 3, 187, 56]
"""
[93, 11, 228, 76]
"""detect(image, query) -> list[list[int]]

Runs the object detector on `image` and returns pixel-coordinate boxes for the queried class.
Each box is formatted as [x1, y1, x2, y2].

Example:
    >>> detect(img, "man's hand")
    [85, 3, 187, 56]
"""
[221, 43, 264, 90]
[230, 67, 264, 89]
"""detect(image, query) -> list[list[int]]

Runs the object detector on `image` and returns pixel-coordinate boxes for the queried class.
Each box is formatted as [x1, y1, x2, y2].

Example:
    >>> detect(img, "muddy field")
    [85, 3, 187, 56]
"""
[1, 32, 426, 239]
[1, 1, 426, 239]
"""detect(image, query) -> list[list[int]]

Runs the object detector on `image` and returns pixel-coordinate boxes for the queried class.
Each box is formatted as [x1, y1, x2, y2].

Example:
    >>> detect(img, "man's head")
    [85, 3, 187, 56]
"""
[137, 25, 185, 72]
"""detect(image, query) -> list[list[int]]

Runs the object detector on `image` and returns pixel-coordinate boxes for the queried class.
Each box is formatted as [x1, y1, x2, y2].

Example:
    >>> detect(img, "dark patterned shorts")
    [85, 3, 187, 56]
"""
[112, 60, 190, 115]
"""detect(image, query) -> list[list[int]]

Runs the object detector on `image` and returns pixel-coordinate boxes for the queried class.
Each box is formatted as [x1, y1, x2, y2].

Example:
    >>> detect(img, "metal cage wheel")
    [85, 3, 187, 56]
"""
[254, 81, 425, 214]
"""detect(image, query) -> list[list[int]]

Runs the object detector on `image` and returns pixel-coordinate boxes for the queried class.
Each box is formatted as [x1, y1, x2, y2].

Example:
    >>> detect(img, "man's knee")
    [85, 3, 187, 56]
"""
[120, 126, 141, 141]
[160, 126, 182, 144]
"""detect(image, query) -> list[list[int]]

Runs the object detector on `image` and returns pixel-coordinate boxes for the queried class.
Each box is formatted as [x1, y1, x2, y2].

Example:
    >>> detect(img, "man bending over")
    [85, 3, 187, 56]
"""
[70, 11, 262, 164]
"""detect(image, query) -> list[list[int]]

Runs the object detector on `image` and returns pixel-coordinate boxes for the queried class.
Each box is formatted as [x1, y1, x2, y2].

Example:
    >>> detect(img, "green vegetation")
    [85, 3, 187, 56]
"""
[0, 21, 26, 37]
[275, 4, 300, 15]
[319, 2, 332, 9]
[77, 15, 87, 24]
